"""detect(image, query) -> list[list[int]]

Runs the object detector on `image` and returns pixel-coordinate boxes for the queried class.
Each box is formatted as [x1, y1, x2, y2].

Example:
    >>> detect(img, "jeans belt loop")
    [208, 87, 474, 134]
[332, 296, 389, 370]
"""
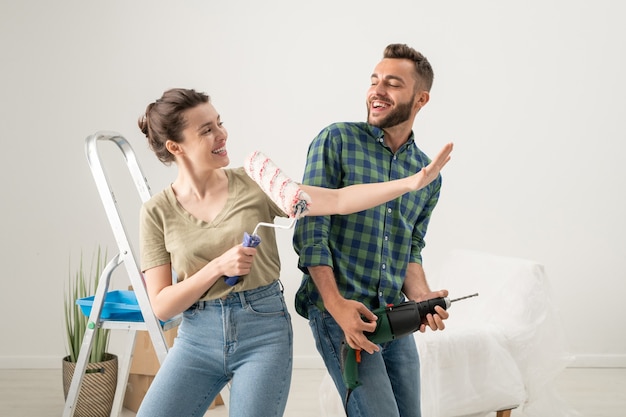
[238, 290, 247, 307]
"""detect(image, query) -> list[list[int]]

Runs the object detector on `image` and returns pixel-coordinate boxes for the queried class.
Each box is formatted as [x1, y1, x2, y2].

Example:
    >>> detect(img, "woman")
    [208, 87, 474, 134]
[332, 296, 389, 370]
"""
[136, 88, 452, 417]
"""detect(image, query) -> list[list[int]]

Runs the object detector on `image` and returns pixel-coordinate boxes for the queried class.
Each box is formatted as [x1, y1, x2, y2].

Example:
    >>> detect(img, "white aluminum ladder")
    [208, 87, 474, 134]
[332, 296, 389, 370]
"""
[63, 131, 180, 417]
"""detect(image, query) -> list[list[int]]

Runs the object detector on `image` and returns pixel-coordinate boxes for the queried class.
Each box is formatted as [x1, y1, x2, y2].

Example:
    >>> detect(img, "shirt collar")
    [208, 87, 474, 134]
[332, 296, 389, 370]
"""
[367, 123, 416, 151]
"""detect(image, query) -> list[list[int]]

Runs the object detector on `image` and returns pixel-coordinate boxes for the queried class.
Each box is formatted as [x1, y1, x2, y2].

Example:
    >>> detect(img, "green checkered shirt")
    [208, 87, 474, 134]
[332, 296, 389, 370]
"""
[293, 122, 442, 318]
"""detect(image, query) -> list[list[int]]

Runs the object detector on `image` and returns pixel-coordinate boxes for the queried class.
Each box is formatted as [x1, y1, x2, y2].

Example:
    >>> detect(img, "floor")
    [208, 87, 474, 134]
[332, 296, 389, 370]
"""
[1, 367, 624, 416]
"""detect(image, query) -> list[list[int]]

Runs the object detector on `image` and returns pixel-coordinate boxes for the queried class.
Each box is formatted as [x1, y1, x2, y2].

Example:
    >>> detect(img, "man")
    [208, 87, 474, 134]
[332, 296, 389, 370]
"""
[293, 44, 449, 417]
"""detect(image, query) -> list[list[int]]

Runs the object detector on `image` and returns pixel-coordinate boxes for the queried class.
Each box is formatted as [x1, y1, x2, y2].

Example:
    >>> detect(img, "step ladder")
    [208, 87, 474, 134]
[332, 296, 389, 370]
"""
[63, 131, 181, 417]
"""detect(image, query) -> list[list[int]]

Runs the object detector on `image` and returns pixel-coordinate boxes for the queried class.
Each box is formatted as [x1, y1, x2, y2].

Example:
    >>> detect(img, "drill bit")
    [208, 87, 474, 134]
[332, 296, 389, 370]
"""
[450, 293, 479, 303]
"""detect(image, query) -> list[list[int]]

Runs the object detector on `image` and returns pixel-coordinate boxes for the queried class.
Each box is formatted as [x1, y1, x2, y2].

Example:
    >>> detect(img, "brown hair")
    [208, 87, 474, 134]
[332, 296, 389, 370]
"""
[138, 88, 210, 164]
[383, 44, 434, 92]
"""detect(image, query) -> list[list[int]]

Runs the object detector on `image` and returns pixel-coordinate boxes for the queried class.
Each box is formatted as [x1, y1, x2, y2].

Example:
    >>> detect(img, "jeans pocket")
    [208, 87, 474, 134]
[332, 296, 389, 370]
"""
[245, 294, 286, 316]
[182, 303, 199, 319]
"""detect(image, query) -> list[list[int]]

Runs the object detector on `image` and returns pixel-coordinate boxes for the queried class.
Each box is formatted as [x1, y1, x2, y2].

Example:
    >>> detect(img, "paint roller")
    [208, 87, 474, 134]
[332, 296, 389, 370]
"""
[224, 151, 311, 286]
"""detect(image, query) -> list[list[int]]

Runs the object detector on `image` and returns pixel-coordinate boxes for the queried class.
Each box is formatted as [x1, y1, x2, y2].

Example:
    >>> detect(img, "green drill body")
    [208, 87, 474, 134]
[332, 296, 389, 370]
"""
[340, 297, 452, 390]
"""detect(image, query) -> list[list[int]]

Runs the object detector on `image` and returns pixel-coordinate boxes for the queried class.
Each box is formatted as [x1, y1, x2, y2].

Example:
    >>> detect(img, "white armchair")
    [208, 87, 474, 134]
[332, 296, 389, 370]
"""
[417, 249, 575, 417]
[320, 249, 576, 417]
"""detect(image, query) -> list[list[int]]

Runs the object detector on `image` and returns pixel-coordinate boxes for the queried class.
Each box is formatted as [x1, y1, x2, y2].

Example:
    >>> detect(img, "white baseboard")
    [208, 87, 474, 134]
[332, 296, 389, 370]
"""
[2, 354, 624, 370]
[570, 354, 626, 368]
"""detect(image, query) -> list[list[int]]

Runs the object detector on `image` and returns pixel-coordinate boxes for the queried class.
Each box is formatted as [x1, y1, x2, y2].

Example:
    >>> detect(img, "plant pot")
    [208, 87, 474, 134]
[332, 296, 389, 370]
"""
[62, 353, 118, 417]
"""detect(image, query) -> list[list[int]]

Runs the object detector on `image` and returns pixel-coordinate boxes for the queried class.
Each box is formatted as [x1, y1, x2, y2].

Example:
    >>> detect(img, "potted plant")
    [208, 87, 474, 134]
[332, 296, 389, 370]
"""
[62, 247, 118, 417]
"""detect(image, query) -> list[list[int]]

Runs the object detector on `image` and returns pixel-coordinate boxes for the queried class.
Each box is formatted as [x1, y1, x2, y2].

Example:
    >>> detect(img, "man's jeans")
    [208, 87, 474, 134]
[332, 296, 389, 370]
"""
[308, 304, 421, 417]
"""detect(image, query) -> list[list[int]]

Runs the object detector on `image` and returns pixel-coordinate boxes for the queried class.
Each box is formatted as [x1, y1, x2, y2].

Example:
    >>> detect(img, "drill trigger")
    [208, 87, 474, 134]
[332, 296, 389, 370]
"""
[355, 349, 361, 363]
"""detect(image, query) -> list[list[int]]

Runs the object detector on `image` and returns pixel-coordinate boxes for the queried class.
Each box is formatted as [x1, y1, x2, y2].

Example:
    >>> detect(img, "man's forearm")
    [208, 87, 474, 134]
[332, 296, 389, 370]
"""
[308, 265, 344, 308]
[402, 262, 432, 301]
[403, 261, 449, 331]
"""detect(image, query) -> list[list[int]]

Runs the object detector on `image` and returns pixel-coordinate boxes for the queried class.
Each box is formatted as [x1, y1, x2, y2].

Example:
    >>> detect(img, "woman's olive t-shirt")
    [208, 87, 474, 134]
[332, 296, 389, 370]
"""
[140, 167, 285, 300]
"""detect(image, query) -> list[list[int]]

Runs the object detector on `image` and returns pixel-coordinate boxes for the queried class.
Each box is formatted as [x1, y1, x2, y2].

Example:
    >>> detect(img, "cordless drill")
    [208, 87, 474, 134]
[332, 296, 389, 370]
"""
[340, 294, 478, 391]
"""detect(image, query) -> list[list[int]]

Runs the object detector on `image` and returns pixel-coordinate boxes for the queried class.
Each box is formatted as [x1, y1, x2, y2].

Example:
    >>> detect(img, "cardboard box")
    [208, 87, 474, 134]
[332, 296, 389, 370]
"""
[129, 328, 178, 376]
[124, 373, 154, 412]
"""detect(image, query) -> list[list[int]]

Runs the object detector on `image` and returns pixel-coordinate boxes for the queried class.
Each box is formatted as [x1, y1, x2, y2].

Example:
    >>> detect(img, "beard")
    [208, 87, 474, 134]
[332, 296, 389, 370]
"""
[367, 96, 415, 129]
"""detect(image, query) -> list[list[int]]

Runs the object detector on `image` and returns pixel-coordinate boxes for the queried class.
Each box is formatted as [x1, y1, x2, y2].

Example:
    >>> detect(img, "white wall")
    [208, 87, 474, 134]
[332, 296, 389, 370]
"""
[1, 0, 624, 369]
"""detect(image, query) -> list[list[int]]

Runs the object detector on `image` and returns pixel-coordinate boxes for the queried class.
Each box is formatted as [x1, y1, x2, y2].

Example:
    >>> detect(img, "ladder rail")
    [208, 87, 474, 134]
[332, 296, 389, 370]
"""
[64, 131, 177, 417]
[85, 132, 153, 202]
[84, 131, 169, 363]
[63, 254, 121, 417]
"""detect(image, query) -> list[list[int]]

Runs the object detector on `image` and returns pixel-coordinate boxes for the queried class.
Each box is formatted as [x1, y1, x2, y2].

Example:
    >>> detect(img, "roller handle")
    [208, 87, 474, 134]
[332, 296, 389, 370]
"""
[224, 232, 261, 286]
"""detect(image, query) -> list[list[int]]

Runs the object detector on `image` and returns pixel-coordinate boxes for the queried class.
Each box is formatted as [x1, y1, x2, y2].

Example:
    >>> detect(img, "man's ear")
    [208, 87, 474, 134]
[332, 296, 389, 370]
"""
[414, 90, 430, 111]
[165, 140, 183, 156]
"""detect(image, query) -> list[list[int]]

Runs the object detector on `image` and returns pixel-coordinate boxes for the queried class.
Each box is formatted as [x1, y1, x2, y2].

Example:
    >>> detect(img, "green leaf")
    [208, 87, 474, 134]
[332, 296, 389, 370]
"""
[63, 246, 110, 363]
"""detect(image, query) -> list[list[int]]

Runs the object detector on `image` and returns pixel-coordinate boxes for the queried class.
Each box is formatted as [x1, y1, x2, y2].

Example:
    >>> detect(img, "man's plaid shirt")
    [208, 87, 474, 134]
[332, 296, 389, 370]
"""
[293, 122, 442, 318]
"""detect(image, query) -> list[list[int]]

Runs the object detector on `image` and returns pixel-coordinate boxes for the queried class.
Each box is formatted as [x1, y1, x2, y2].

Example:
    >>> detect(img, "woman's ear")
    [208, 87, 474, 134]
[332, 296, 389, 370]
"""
[165, 140, 183, 156]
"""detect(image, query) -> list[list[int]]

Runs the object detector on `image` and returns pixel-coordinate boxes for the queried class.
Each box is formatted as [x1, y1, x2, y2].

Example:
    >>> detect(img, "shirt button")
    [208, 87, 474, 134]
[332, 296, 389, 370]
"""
[379, 292, 383, 297]
[387, 208, 392, 213]
[382, 264, 386, 270]
[384, 235, 389, 241]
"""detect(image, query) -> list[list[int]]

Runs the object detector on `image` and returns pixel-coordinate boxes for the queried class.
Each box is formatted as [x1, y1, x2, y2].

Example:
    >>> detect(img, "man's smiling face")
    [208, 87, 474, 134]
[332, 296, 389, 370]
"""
[366, 58, 421, 129]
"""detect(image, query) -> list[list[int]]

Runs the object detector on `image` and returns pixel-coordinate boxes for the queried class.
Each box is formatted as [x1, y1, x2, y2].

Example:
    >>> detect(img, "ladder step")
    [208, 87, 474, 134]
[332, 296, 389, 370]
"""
[100, 315, 182, 331]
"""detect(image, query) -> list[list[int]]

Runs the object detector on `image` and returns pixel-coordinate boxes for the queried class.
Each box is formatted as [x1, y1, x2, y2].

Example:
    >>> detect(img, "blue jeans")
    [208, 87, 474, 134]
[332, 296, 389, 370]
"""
[308, 305, 421, 417]
[137, 281, 293, 417]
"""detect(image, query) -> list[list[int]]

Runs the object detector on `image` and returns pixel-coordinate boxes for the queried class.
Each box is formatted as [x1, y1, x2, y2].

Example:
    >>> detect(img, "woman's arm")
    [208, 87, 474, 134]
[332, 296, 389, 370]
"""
[301, 142, 452, 216]
[143, 244, 258, 321]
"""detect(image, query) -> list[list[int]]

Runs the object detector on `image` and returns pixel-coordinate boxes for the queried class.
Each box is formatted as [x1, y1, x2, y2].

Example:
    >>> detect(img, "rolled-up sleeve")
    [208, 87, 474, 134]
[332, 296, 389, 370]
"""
[293, 127, 343, 273]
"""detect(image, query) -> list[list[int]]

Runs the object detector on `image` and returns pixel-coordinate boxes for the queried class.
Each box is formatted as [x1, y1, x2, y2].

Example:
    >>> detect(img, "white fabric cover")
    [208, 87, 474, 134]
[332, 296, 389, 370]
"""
[417, 249, 577, 416]
[320, 249, 578, 417]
